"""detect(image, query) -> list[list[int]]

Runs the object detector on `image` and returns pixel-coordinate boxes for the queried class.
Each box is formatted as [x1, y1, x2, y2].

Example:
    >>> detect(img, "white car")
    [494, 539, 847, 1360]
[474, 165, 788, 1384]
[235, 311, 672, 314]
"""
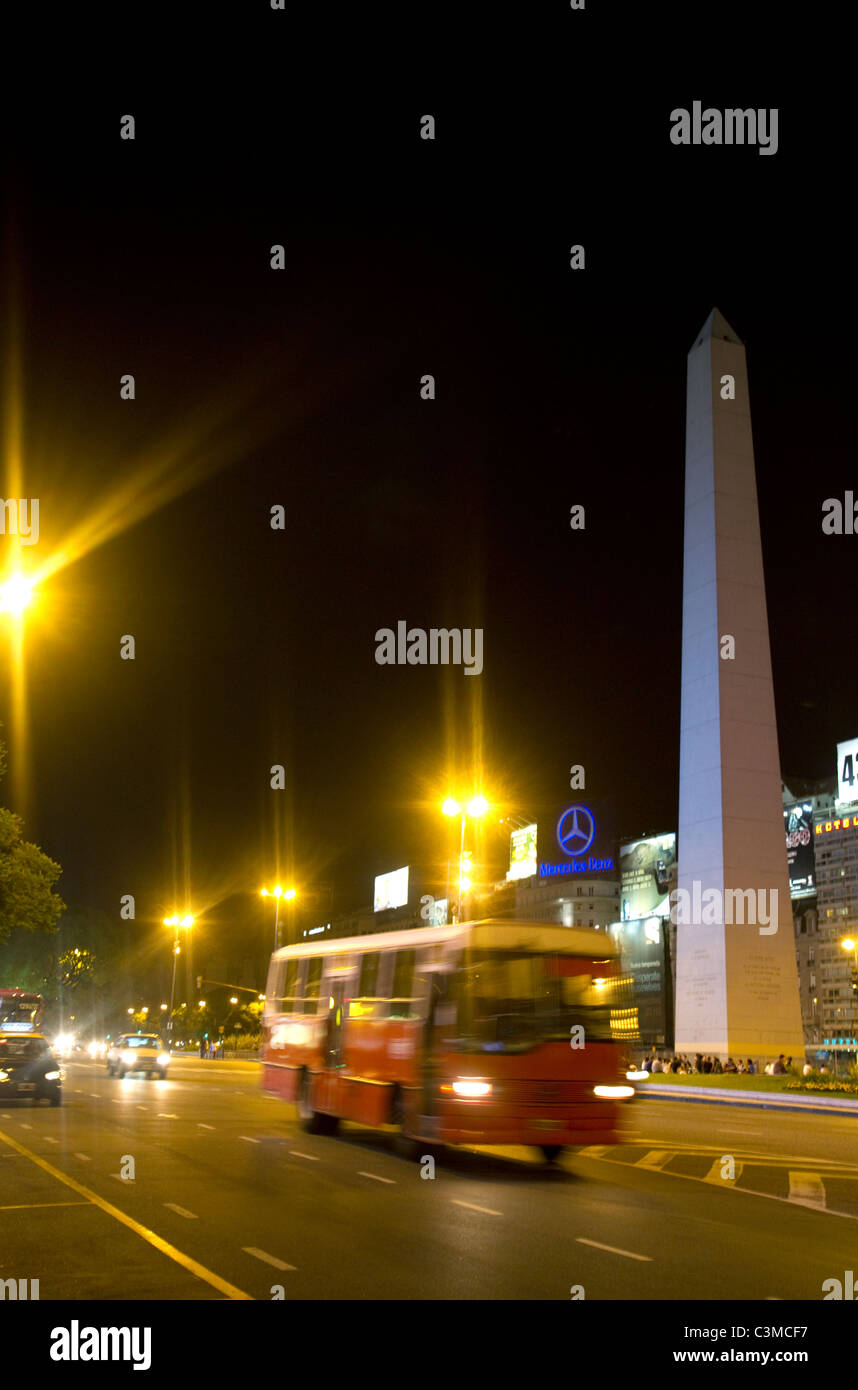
[106, 1033, 170, 1079]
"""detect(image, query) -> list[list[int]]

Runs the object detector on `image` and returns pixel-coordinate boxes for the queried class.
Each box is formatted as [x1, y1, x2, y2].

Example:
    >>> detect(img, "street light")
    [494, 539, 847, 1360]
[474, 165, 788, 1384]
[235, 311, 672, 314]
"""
[442, 793, 490, 924]
[0, 573, 36, 616]
[261, 884, 297, 950]
[842, 938, 858, 1046]
[164, 913, 195, 1035]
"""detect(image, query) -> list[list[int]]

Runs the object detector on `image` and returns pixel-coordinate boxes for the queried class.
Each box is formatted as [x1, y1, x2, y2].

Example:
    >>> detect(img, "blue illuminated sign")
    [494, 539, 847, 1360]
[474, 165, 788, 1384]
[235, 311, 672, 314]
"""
[557, 805, 596, 857]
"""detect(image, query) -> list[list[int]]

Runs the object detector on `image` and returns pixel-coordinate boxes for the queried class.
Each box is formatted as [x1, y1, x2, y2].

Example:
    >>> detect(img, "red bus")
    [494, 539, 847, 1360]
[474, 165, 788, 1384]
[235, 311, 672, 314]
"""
[0, 989, 46, 1033]
[262, 919, 637, 1161]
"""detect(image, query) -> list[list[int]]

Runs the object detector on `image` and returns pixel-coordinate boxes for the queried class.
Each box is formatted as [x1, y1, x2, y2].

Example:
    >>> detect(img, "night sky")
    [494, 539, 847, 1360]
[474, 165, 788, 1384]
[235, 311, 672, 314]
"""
[2, 14, 854, 991]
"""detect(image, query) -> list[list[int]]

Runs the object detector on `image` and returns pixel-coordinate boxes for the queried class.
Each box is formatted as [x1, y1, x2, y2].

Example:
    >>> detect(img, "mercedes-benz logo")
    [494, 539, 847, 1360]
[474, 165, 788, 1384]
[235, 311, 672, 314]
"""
[557, 805, 595, 857]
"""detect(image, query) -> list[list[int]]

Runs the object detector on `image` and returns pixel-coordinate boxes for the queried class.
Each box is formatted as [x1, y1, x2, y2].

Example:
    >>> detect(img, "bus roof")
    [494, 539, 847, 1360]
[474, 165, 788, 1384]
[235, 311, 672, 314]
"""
[270, 919, 619, 962]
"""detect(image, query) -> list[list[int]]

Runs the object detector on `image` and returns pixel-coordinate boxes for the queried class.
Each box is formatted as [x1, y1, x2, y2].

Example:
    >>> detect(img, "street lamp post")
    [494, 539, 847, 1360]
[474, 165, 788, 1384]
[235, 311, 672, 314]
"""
[442, 794, 489, 924]
[164, 914, 194, 1036]
[842, 937, 858, 1060]
[261, 885, 296, 951]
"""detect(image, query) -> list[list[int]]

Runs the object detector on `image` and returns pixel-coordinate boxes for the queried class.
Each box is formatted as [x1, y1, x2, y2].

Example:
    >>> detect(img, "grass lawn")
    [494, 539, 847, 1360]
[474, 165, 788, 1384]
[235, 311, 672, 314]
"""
[640, 1072, 858, 1095]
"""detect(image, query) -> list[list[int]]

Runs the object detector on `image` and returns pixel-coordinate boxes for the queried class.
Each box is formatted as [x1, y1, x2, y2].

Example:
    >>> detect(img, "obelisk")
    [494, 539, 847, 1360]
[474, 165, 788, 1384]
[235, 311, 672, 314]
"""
[674, 309, 804, 1060]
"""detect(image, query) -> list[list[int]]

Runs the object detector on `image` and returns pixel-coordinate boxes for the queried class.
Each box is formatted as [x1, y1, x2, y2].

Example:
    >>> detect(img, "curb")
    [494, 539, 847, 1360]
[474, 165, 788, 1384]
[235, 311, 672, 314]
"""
[639, 1083, 858, 1118]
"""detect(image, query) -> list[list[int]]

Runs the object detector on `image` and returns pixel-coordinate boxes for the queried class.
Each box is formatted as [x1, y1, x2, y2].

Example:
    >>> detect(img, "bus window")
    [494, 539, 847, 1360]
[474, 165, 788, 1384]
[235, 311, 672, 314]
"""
[284, 959, 299, 1006]
[389, 949, 416, 1019]
[455, 952, 630, 1051]
[358, 952, 380, 999]
[302, 958, 323, 1015]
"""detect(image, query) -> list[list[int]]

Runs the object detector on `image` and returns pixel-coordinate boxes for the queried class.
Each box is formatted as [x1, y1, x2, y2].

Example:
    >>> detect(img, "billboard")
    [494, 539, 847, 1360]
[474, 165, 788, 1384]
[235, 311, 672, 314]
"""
[619, 833, 676, 921]
[610, 916, 672, 1047]
[784, 802, 816, 898]
[837, 737, 858, 805]
[507, 824, 537, 881]
[373, 865, 409, 913]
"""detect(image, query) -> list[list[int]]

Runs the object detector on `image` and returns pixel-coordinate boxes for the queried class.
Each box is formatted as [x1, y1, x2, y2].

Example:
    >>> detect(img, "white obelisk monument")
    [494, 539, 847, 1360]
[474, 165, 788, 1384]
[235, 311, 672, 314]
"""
[674, 309, 804, 1059]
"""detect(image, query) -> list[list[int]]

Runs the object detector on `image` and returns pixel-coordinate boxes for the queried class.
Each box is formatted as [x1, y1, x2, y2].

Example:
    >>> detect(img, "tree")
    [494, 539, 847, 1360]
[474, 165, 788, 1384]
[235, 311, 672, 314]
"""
[0, 791, 65, 948]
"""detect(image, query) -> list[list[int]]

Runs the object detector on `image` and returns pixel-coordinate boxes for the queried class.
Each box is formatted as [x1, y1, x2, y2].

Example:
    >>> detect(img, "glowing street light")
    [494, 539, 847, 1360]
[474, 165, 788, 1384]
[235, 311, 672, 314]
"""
[164, 912, 195, 1034]
[442, 792, 490, 924]
[261, 884, 297, 950]
[0, 573, 36, 617]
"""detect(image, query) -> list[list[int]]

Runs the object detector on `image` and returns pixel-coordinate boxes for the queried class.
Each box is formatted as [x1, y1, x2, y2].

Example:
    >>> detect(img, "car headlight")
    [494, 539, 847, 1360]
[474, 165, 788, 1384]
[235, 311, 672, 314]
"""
[450, 1080, 492, 1098]
[594, 1085, 635, 1099]
[45, 1070, 62, 1081]
[120, 1050, 135, 1065]
[0, 1070, 8, 1082]
[157, 1053, 169, 1065]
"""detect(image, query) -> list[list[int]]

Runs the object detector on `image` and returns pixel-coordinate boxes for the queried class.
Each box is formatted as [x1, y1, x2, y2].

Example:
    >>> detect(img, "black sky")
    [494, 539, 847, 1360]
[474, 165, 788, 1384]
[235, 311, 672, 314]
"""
[2, 12, 855, 990]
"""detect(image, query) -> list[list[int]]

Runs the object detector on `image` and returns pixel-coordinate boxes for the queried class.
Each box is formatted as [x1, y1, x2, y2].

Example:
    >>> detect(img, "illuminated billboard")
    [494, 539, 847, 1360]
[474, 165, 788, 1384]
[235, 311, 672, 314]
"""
[373, 865, 409, 913]
[837, 737, 858, 805]
[507, 824, 537, 881]
[610, 916, 672, 1047]
[619, 833, 676, 921]
[784, 802, 816, 899]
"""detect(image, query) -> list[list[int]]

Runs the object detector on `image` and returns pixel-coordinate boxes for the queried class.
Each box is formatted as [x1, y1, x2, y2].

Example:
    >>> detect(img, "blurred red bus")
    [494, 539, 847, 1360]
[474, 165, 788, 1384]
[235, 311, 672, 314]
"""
[0, 989, 46, 1033]
[262, 919, 637, 1161]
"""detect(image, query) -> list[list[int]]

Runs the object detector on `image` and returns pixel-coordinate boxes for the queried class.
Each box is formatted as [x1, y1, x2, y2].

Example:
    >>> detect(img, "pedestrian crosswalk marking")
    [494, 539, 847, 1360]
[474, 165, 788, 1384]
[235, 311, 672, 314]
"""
[788, 1171, 826, 1209]
[635, 1149, 674, 1170]
[703, 1157, 743, 1186]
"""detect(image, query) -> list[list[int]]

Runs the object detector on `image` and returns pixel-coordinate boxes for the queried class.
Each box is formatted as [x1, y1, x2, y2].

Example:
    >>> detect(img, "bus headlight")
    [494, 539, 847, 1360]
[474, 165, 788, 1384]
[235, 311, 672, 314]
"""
[450, 1080, 492, 1098]
[594, 1085, 635, 1099]
[625, 1070, 649, 1081]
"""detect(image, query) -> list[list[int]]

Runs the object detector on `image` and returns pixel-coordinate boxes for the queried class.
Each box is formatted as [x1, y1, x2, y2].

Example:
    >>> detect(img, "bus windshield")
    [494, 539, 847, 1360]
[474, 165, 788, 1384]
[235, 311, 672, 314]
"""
[451, 951, 633, 1053]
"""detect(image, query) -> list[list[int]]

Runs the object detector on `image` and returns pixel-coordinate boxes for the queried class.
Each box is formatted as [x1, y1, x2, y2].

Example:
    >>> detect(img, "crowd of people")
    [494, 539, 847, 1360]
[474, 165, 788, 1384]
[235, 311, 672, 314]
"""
[638, 1051, 822, 1076]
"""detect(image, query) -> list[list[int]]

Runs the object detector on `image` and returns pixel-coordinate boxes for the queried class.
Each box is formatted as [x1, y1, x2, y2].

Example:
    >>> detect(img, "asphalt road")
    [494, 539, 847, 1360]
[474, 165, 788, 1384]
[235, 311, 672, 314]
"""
[1, 1059, 856, 1301]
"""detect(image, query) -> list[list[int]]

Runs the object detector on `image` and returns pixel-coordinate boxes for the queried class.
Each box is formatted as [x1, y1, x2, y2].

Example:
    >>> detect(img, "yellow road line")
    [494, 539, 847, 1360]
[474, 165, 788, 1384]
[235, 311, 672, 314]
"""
[0, 1126, 253, 1300]
[0, 1201, 89, 1210]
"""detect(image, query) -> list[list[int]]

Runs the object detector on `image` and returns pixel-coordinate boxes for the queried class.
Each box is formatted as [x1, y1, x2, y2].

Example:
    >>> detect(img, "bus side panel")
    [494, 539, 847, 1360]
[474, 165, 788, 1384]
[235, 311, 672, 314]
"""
[342, 1017, 422, 1086]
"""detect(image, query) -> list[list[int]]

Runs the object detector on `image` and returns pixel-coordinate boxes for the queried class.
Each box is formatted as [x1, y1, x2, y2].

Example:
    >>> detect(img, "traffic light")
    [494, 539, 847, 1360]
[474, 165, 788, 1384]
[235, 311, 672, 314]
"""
[196, 976, 203, 990]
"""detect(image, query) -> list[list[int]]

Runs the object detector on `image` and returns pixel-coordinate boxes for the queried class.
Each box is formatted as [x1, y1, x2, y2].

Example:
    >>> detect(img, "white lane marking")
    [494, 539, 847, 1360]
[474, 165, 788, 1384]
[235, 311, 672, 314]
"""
[19, 1124, 32, 1130]
[703, 1157, 743, 1187]
[136, 1105, 148, 1111]
[589, 1148, 858, 1221]
[289, 1150, 319, 1161]
[242, 1247, 296, 1271]
[157, 1113, 179, 1119]
[111, 1099, 122, 1104]
[44, 1136, 59, 1144]
[576, 1237, 652, 1261]
[577, 1145, 612, 1158]
[164, 1203, 198, 1219]
[358, 1171, 396, 1184]
[74, 1153, 90, 1161]
[719, 1127, 761, 1135]
[109, 1174, 134, 1184]
[89, 1094, 100, 1099]
[198, 1123, 215, 1130]
[451, 1199, 503, 1217]
[788, 1171, 826, 1209]
[635, 1150, 675, 1170]
[239, 1136, 260, 1144]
